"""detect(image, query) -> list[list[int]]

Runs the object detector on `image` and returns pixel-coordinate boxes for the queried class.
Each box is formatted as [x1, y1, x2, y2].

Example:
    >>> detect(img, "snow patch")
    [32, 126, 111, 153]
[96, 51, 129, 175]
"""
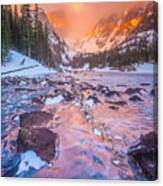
[45, 95, 64, 105]
[85, 98, 94, 108]
[61, 53, 70, 65]
[92, 128, 102, 136]
[16, 150, 47, 175]
[135, 63, 155, 73]
[49, 33, 59, 45]
[1, 50, 56, 77]
[83, 63, 90, 71]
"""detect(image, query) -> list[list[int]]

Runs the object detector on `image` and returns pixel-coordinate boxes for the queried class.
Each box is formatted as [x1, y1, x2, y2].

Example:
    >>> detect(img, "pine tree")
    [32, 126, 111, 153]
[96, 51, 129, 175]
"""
[1, 4, 53, 67]
[31, 4, 39, 58]
[13, 5, 19, 49]
[1, 5, 11, 62]
[7, 5, 13, 45]
[20, 5, 33, 56]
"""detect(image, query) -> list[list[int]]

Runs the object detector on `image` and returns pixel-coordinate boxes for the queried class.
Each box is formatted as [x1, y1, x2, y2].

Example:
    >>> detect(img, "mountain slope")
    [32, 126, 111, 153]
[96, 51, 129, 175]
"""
[75, 2, 157, 54]
[117, 2, 157, 54]
[36, 8, 77, 67]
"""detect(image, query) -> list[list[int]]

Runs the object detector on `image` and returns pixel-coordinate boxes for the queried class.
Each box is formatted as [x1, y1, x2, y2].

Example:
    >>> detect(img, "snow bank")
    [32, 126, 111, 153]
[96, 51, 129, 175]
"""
[1, 50, 56, 77]
[16, 150, 47, 175]
[45, 95, 64, 105]
[135, 63, 156, 73]
[92, 63, 155, 74]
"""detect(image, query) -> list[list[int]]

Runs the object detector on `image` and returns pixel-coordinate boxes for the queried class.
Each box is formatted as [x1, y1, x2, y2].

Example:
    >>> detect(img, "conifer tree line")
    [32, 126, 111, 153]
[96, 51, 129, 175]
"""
[72, 39, 158, 70]
[1, 4, 53, 66]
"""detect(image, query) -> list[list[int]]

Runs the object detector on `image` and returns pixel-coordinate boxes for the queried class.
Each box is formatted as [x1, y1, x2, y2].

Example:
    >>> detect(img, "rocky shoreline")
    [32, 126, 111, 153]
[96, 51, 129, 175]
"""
[1, 71, 157, 180]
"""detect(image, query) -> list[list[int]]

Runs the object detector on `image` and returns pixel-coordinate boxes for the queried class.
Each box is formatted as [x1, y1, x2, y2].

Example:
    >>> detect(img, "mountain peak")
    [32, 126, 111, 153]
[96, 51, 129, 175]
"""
[75, 1, 157, 54]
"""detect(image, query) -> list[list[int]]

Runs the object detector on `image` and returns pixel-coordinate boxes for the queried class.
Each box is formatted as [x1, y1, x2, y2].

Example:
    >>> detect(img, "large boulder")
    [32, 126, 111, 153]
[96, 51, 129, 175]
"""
[17, 111, 59, 162]
[17, 128, 59, 162]
[128, 131, 158, 180]
[19, 111, 53, 128]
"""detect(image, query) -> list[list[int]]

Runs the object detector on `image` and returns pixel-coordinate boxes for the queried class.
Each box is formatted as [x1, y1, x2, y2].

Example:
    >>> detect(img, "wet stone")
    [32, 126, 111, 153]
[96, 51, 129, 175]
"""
[32, 97, 44, 104]
[80, 151, 88, 156]
[19, 111, 53, 128]
[151, 89, 156, 96]
[15, 87, 37, 92]
[114, 151, 127, 159]
[107, 101, 127, 107]
[129, 95, 143, 102]
[80, 139, 90, 145]
[96, 85, 109, 94]
[17, 128, 59, 162]
[87, 95, 100, 104]
[105, 90, 120, 97]
[140, 83, 150, 86]
[109, 106, 119, 110]
[91, 172, 108, 180]
[125, 88, 146, 95]
[63, 91, 74, 101]
[128, 131, 158, 180]
[116, 84, 127, 87]
[92, 155, 104, 166]
[2, 152, 21, 177]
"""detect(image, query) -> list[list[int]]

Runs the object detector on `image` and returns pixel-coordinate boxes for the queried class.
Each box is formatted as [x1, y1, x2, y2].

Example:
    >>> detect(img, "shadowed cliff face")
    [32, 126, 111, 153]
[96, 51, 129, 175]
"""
[1, 71, 157, 179]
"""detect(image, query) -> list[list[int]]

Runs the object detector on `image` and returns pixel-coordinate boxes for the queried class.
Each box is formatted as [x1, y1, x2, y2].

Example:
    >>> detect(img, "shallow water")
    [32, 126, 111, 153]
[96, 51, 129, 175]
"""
[1, 71, 157, 179]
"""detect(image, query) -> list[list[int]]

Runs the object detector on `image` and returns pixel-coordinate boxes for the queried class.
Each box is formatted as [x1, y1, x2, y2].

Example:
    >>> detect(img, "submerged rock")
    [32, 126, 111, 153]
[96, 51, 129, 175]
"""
[128, 131, 158, 180]
[129, 95, 143, 102]
[15, 87, 37, 92]
[63, 91, 74, 101]
[151, 89, 157, 96]
[87, 95, 100, 104]
[32, 97, 44, 104]
[2, 152, 21, 177]
[125, 88, 146, 95]
[107, 101, 127, 107]
[105, 90, 120, 97]
[140, 83, 150, 86]
[96, 85, 109, 94]
[109, 106, 119, 110]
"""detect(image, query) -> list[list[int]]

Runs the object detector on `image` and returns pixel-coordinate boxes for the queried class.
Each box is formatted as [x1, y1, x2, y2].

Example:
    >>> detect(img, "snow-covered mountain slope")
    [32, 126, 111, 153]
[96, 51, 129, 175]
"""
[33, 8, 77, 66]
[117, 2, 157, 54]
[75, 2, 157, 54]
[1, 50, 56, 77]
